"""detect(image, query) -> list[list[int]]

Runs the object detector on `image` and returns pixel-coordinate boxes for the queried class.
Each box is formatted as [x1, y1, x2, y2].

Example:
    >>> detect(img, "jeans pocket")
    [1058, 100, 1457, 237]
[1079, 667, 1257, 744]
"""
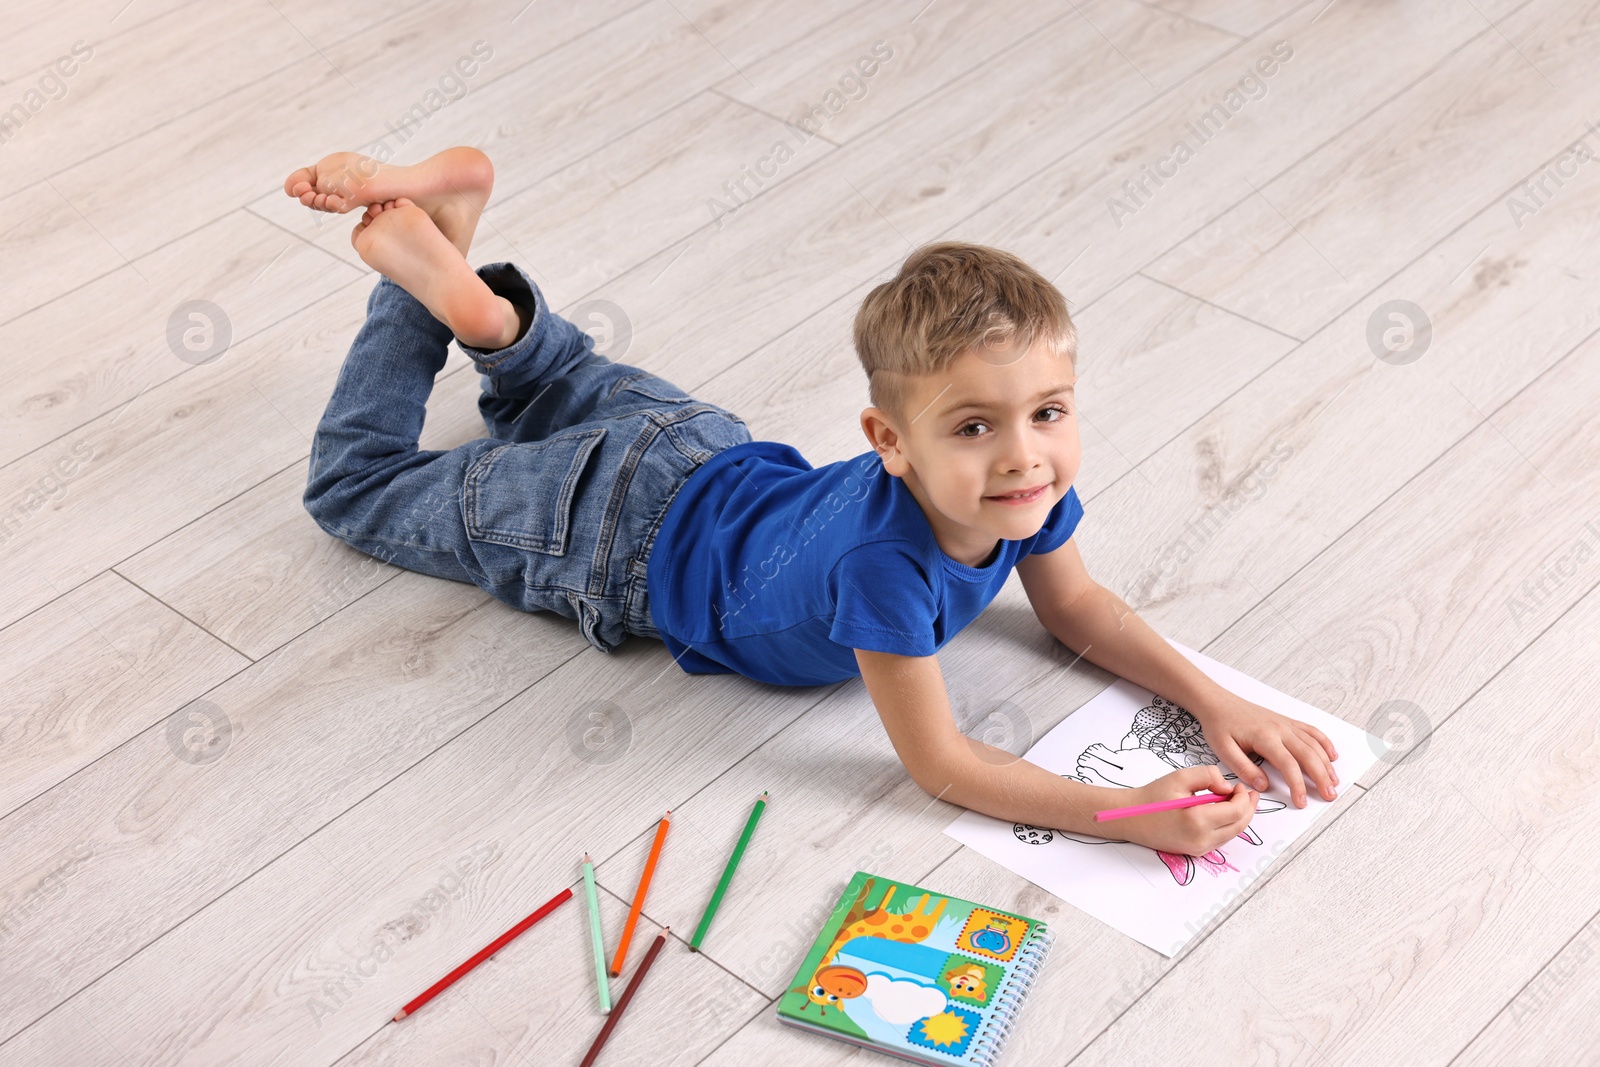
[464, 426, 606, 554]
[612, 371, 694, 404]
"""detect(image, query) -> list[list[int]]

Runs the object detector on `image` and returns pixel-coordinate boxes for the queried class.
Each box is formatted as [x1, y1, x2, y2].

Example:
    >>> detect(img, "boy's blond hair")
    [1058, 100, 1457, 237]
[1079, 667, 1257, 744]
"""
[853, 241, 1077, 421]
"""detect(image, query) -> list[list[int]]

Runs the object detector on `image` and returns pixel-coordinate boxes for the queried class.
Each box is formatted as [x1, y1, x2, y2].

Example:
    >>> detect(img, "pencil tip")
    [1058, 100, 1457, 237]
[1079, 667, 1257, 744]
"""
[583, 852, 591, 863]
[393, 1011, 406, 1022]
[759, 790, 769, 799]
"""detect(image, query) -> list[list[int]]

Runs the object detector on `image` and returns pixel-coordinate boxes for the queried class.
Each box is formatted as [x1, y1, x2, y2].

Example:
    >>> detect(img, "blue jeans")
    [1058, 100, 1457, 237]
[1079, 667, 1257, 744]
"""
[303, 263, 751, 653]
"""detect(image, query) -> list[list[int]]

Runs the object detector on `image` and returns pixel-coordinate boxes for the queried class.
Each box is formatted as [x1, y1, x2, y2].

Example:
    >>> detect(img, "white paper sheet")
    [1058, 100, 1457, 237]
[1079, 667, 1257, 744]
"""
[944, 639, 1386, 956]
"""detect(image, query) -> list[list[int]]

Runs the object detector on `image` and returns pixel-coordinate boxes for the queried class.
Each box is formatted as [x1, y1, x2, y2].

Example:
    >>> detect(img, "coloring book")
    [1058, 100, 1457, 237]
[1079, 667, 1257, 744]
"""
[945, 639, 1386, 956]
[777, 871, 1054, 1065]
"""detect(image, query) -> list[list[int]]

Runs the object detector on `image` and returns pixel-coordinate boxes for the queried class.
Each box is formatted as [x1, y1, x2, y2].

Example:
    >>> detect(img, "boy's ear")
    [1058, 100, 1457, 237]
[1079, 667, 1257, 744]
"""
[860, 407, 910, 477]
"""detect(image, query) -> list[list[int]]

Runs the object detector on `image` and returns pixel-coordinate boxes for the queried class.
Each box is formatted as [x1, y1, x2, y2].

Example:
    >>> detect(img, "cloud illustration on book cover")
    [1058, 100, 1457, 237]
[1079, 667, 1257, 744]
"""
[1010, 696, 1287, 886]
[785, 878, 1024, 1057]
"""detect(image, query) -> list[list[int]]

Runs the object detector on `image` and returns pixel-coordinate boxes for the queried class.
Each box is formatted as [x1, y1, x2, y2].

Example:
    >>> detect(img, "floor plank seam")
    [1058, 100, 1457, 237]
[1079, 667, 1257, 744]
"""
[1126, 0, 1249, 40]
[703, 84, 844, 148]
[1134, 270, 1307, 343]
[242, 204, 377, 274]
[107, 565, 256, 663]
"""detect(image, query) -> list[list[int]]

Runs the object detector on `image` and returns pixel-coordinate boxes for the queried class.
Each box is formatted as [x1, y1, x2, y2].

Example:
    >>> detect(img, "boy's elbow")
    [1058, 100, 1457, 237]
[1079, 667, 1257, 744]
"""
[902, 742, 973, 800]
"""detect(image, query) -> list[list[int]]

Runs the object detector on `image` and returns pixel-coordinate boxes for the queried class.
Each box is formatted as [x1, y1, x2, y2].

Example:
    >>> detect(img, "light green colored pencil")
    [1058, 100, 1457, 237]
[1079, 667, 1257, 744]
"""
[689, 791, 768, 952]
[581, 853, 611, 1012]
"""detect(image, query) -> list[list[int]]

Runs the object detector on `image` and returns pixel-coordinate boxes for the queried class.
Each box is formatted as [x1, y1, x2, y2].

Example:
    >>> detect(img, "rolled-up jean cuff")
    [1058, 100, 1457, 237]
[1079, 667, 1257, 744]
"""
[456, 261, 546, 370]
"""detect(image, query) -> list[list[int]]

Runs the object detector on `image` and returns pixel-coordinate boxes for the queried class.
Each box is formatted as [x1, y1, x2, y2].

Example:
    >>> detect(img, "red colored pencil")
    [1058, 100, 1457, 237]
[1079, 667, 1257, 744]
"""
[392, 886, 572, 1021]
[610, 810, 670, 976]
[581, 927, 668, 1067]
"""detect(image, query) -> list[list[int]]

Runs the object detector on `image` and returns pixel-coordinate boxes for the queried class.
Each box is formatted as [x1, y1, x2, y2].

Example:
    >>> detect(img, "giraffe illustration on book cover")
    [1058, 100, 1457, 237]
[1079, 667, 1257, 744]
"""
[779, 874, 1046, 1059]
[1010, 696, 1287, 885]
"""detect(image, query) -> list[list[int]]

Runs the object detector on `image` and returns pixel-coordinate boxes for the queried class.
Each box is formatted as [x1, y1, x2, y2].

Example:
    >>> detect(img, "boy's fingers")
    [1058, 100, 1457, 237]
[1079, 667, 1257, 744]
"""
[1208, 787, 1256, 834]
[1288, 733, 1338, 799]
[1267, 741, 1308, 807]
[1205, 782, 1252, 820]
[1303, 721, 1338, 762]
[1301, 725, 1339, 784]
[1217, 738, 1268, 791]
[1174, 764, 1227, 796]
[1235, 788, 1258, 827]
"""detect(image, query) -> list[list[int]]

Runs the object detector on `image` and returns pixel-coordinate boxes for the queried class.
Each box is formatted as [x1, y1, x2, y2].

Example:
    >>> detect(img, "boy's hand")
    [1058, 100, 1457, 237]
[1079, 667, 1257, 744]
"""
[1102, 766, 1257, 856]
[1193, 690, 1339, 808]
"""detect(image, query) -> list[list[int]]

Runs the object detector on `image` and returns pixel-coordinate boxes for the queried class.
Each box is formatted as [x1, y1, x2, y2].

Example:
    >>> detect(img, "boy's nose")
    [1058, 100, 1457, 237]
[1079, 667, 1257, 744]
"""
[1002, 432, 1043, 472]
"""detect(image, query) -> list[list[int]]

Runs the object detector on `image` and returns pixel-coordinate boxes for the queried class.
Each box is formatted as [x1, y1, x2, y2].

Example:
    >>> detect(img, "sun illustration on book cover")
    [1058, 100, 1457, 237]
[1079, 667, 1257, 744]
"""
[916, 1009, 970, 1046]
[778, 873, 1052, 1062]
[1011, 696, 1287, 886]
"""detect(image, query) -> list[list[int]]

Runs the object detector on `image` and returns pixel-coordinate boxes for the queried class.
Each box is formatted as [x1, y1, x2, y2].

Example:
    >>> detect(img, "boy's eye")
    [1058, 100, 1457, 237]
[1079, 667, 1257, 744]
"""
[956, 406, 1070, 437]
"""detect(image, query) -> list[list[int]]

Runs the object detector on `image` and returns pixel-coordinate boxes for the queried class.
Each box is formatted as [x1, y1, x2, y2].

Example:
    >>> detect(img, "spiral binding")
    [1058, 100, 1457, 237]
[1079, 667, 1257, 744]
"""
[965, 923, 1056, 1066]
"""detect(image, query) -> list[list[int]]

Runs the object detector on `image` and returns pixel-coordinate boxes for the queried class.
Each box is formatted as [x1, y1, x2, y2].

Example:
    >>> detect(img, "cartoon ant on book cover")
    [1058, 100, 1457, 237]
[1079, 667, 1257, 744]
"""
[782, 876, 1037, 1058]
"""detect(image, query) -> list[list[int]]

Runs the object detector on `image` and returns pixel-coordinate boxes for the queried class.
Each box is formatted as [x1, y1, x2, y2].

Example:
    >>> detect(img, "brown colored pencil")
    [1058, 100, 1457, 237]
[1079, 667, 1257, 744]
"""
[580, 927, 668, 1067]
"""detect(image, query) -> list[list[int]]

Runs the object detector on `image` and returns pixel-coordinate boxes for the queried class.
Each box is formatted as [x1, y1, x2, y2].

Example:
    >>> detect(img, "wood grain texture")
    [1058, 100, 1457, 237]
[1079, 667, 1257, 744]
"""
[1144, 0, 1600, 338]
[0, 570, 246, 819]
[959, 0, 1521, 319]
[0, 209, 361, 467]
[3, 0, 1596, 1063]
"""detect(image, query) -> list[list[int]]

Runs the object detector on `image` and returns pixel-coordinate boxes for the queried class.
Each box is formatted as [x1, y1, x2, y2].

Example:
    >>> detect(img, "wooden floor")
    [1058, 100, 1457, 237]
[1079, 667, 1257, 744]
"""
[3, 0, 1598, 1063]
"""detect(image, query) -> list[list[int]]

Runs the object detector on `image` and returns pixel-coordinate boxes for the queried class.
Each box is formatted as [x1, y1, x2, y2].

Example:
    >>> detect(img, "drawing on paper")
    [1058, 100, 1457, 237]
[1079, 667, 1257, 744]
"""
[1009, 696, 1286, 886]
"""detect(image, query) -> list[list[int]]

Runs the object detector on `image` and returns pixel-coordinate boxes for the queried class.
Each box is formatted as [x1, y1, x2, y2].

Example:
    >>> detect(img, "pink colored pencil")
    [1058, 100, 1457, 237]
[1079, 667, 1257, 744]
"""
[1094, 792, 1231, 823]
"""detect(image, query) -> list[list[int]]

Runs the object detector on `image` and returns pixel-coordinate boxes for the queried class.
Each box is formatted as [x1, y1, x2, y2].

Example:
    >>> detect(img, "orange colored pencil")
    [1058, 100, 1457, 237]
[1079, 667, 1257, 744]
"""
[609, 810, 670, 976]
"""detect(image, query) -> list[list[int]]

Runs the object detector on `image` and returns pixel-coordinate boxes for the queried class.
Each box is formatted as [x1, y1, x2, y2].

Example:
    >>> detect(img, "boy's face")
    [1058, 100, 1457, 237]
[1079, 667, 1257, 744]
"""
[861, 337, 1079, 564]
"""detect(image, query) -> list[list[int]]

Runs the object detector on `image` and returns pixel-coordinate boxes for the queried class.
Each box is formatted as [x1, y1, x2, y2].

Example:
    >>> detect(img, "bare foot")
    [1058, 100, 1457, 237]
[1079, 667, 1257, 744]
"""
[283, 146, 493, 256]
[352, 199, 522, 349]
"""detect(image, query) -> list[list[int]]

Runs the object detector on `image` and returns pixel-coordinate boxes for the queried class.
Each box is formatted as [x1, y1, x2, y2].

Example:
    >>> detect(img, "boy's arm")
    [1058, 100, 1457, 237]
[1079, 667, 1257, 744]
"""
[855, 647, 1260, 854]
[1015, 539, 1338, 807]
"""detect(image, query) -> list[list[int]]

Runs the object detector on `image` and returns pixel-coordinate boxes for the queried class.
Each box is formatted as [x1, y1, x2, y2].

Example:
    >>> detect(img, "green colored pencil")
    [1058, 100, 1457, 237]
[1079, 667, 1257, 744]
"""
[689, 791, 768, 951]
[581, 853, 611, 1012]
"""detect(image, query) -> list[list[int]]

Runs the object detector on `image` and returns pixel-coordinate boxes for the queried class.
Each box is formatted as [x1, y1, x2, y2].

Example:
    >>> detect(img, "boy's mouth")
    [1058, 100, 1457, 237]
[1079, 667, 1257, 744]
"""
[984, 483, 1049, 506]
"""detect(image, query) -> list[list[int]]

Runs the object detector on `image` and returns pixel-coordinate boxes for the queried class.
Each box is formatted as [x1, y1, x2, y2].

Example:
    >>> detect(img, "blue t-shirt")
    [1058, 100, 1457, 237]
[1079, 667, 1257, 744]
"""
[645, 441, 1085, 686]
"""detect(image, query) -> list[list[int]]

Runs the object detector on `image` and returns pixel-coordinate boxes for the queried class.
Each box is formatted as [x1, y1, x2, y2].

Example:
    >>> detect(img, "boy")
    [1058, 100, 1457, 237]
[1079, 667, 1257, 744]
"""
[288, 147, 1338, 860]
